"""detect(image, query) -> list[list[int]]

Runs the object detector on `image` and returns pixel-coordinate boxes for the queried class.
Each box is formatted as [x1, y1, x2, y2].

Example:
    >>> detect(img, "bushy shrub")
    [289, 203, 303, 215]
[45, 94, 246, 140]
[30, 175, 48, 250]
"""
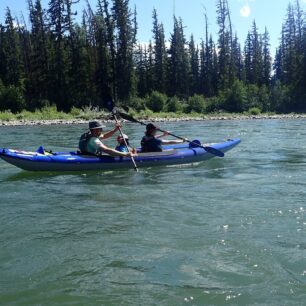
[138, 108, 154, 119]
[205, 96, 221, 113]
[244, 84, 272, 112]
[247, 107, 261, 115]
[186, 94, 206, 113]
[145, 91, 167, 112]
[75, 105, 106, 120]
[0, 110, 15, 121]
[166, 96, 183, 113]
[223, 80, 247, 112]
[129, 96, 146, 111]
[257, 85, 270, 112]
[0, 85, 25, 113]
[270, 81, 292, 113]
[70, 106, 82, 117]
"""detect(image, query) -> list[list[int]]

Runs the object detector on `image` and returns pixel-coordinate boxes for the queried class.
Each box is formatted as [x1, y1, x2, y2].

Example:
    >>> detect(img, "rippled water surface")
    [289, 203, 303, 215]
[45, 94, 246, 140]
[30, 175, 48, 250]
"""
[1, 119, 306, 305]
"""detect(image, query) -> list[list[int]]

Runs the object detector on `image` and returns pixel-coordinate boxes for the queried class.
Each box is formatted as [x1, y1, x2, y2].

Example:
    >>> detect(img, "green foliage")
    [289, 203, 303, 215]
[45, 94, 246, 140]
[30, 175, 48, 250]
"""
[219, 80, 247, 112]
[186, 95, 206, 113]
[69, 106, 82, 117]
[168, 17, 190, 97]
[112, 0, 137, 101]
[0, 106, 74, 121]
[128, 96, 146, 112]
[247, 107, 262, 115]
[152, 9, 167, 93]
[0, 85, 25, 113]
[39, 105, 71, 119]
[245, 84, 261, 110]
[0, 110, 15, 121]
[138, 108, 154, 119]
[146, 91, 167, 112]
[75, 105, 107, 120]
[165, 96, 183, 113]
[0, 79, 4, 93]
[205, 97, 221, 113]
[270, 81, 292, 113]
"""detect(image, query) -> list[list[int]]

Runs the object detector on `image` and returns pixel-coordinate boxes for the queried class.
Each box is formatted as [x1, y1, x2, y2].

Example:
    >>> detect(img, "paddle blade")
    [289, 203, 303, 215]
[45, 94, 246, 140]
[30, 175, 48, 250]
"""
[105, 100, 114, 112]
[204, 146, 224, 157]
[121, 105, 130, 112]
[118, 111, 144, 125]
[102, 94, 115, 112]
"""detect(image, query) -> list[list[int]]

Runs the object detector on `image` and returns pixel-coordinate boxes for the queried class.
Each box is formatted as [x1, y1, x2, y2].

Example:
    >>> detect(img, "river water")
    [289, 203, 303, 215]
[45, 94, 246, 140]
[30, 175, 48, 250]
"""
[0, 119, 306, 305]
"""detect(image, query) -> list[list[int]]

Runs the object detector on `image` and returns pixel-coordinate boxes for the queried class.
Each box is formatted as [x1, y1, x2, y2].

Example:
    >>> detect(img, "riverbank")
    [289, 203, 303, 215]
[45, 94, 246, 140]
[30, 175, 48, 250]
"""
[1, 113, 306, 126]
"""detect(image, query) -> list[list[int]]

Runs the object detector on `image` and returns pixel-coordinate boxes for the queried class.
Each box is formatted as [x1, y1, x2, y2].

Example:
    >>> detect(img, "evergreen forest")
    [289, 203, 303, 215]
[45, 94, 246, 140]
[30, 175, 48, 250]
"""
[0, 0, 305, 115]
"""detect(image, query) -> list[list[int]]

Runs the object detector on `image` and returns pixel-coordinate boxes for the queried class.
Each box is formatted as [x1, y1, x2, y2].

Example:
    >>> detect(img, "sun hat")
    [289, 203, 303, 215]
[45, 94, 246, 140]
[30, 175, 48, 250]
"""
[89, 121, 106, 130]
[117, 134, 129, 142]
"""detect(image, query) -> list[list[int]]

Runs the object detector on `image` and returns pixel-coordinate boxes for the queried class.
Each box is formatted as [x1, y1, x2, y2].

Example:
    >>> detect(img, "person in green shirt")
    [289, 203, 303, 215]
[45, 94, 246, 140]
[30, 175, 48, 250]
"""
[79, 121, 136, 157]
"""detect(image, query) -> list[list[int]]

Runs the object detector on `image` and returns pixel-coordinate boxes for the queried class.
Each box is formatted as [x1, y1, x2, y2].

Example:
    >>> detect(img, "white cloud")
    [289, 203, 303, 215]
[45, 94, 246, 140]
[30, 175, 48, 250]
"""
[240, 4, 251, 17]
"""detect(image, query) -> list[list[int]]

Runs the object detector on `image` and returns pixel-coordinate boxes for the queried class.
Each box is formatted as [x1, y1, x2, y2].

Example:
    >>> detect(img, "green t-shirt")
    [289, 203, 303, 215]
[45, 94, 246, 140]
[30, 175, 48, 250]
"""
[87, 136, 103, 154]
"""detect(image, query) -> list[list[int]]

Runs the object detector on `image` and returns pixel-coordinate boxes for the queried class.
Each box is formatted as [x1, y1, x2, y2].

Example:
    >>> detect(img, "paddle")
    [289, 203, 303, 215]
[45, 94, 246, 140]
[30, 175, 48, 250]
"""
[105, 100, 139, 172]
[117, 111, 225, 157]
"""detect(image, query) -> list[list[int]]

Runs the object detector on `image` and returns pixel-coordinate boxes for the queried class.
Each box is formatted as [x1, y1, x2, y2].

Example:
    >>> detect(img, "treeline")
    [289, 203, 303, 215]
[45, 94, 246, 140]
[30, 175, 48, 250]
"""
[0, 0, 305, 114]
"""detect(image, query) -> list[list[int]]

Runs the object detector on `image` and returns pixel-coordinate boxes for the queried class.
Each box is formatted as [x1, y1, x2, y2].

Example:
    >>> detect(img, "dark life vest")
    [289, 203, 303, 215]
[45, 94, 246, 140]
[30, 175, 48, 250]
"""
[79, 131, 92, 153]
[141, 136, 162, 152]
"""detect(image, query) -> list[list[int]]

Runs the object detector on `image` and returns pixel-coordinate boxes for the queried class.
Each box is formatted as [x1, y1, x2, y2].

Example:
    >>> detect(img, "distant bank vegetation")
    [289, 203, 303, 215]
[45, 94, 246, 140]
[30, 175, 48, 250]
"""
[0, 0, 305, 116]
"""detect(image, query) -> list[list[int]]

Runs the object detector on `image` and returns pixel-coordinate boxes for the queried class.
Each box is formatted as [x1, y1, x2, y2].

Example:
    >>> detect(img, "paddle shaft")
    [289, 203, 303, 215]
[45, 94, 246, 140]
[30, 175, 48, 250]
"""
[113, 114, 139, 172]
[156, 128, 223, 156]
[118, 112, 224, 157]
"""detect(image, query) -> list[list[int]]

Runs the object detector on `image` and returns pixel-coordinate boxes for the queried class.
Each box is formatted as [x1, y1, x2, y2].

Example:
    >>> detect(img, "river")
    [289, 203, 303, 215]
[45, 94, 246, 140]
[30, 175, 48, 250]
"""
[0, 119, 306, 305]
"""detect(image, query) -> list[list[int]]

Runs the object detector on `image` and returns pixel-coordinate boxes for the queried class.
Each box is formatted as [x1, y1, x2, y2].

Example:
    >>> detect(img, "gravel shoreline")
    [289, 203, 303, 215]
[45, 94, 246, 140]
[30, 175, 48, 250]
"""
[1, 113, 306, 126]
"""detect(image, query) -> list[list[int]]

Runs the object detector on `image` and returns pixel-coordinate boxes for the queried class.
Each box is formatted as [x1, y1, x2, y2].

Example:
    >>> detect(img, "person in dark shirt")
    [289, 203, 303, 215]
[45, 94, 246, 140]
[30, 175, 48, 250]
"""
[141, 123, 187, 152]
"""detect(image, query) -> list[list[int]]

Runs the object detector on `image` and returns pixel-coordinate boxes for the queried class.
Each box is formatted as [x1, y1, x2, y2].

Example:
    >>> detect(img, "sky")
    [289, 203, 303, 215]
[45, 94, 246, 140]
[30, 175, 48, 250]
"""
[0, 0, 305, 54]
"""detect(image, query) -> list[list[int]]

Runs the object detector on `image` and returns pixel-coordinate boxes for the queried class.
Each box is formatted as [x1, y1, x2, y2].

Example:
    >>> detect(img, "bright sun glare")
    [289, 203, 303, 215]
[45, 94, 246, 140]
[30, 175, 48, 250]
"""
[240, 4, 251, 17]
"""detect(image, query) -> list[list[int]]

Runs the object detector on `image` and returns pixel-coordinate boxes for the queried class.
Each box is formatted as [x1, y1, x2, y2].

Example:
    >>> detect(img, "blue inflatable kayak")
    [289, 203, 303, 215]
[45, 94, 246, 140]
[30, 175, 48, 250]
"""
[0, 139, 240, 172]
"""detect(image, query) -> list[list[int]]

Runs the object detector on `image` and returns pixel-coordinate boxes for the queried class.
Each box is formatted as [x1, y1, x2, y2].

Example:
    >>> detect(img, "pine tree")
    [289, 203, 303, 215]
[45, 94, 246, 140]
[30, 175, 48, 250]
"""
[28, 0, 49, 107]
[167, 16, 189, 97]
[232, 33, 243, 82]
[94, 1, 112, 106]
[69, 23, 92, 107]
[293, 0, 305, 110]
[273, 1, 305, 111]
[2, 8, 24, 87]
[152, 9, 167, 93]
[262, 27, 271, 87]
[216, 0, 233, 90]
[0, 24, 5, 83]
[282, 4, 298, 85]
[244, 21, 264, 86]
[135, 44, 147, 98]
[98, 0, 116, 98]
[189, 35, 199, 95]
[146, 41, 154, 94]
[112, 0, 137, 101]
[47, 0, 69, 110]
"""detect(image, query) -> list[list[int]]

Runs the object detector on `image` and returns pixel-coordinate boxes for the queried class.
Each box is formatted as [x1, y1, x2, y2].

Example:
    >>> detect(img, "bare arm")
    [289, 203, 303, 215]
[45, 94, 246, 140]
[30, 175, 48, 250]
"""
[161, 139, 185, 145]
[99, 123, 120, 139]
[155, 131, 169, 138]
[100, 126, 119, 139]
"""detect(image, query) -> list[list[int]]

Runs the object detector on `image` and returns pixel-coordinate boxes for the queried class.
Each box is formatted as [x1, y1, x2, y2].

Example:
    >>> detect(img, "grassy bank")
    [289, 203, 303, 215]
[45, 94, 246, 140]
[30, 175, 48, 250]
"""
[0, 106, 109, 122]
[1, 105, 306, 126]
